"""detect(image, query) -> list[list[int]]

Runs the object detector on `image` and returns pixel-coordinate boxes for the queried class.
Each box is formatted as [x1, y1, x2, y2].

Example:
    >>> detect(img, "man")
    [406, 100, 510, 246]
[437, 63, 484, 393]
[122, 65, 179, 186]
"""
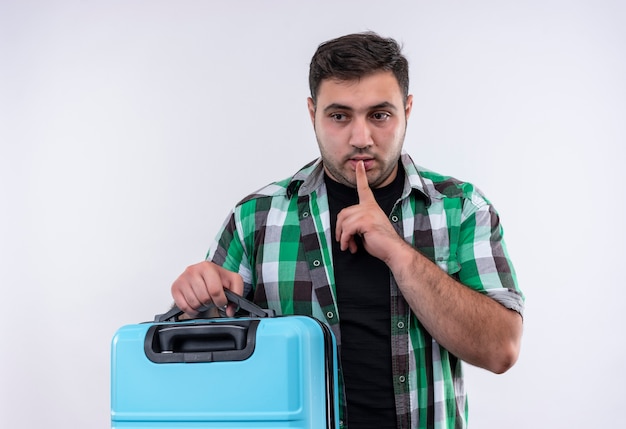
[171, 32, 524, 428]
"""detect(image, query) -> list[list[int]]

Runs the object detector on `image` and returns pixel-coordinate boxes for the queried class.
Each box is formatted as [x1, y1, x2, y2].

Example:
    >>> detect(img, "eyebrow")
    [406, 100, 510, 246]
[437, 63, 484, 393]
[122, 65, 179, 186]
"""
[322, 101, 398, 114]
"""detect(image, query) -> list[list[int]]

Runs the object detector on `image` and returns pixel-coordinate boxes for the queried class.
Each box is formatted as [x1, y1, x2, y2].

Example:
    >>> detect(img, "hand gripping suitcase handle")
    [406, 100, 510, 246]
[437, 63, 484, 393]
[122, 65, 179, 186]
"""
[155, 288, 276, 322]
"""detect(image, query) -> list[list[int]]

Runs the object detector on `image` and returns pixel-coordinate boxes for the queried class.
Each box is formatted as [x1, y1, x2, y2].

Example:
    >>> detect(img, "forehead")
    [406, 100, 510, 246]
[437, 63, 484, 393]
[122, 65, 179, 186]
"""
[316, 71, 405, 109]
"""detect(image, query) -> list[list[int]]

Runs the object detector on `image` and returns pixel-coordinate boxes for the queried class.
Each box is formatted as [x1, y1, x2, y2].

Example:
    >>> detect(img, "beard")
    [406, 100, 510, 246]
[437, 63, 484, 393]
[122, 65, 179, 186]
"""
[317, 145, 403, 189]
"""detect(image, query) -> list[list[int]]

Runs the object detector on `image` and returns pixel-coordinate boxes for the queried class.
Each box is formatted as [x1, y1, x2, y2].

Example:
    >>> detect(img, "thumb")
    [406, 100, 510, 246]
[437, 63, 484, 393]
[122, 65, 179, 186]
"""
[219, 268, 244, 317]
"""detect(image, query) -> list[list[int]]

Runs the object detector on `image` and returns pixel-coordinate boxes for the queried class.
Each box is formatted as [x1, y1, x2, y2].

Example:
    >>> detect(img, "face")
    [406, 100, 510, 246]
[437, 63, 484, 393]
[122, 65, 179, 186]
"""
[307, 71, 413, 189]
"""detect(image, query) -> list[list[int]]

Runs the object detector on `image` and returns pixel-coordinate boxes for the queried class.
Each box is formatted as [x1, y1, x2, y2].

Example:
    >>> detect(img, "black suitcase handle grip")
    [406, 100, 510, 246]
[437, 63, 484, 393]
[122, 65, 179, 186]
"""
[157, 324, 248, 353]
[155, 288, 275, 322]
[144, 320, 260, 363]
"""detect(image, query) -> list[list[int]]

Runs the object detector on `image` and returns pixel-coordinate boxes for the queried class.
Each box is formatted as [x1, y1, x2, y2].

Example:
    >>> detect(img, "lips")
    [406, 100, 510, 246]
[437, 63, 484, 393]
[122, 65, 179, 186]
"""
[348, 157, 375, 170]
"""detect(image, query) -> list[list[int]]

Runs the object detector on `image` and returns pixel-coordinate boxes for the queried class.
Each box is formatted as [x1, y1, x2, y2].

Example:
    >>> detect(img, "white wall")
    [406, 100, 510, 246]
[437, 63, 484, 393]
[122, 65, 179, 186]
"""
[1, 0, 624, 427]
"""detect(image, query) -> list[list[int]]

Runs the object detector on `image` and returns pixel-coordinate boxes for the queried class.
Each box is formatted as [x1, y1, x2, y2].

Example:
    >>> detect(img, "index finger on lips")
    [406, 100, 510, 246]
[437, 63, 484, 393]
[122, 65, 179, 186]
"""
[356, 160, 375, 203]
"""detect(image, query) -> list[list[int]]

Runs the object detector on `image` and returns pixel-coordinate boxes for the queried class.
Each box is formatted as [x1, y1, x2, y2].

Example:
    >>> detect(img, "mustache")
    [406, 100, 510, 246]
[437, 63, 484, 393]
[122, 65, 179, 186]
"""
[344, 149, 375, 160]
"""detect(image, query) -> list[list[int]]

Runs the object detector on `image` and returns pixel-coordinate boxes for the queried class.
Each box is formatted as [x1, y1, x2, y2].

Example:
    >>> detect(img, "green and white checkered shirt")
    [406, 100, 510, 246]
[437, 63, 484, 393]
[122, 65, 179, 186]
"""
[208, 152, 524, 428]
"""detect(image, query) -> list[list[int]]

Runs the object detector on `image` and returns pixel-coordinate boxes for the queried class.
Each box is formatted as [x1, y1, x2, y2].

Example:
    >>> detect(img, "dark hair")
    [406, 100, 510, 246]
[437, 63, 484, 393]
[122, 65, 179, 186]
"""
[308, 32, 409, 104]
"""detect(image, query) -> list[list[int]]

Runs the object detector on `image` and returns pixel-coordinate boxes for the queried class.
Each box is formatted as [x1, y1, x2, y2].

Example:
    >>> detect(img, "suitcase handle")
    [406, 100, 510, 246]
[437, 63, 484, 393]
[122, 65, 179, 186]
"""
[157, 324, 247, 352]
[155, 288, 275, 322]
[144, 320, 260, 363]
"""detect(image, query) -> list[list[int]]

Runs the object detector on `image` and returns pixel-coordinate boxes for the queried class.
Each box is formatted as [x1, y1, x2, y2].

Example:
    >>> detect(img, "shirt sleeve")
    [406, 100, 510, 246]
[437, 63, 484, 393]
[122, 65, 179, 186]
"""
[456, 197, 525, 316]
[206, 208, 254, 297]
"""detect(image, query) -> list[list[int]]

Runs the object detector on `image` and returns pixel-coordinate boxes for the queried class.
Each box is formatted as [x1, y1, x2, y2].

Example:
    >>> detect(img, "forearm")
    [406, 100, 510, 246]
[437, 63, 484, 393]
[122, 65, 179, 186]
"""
[385, 239, 523, 374]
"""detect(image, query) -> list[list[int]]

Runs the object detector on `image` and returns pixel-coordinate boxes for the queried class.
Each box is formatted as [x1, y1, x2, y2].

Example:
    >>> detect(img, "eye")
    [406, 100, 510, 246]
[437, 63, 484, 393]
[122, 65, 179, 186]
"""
[371, 112, 391, 121]
[330, 113, 348, 122]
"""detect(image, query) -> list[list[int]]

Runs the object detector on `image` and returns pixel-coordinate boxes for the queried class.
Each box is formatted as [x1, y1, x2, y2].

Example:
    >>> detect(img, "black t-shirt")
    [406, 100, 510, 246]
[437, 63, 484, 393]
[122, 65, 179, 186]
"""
[325, 166, 404, 427]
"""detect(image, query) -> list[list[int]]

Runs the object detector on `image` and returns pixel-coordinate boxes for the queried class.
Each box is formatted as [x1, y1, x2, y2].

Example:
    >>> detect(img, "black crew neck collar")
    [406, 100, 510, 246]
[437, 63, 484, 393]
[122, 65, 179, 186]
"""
[324, 163, 405, 210]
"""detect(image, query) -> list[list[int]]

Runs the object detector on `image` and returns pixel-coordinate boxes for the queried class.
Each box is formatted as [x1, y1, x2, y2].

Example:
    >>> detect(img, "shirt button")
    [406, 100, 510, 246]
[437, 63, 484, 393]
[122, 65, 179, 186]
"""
[399, 375, 406, 383]
[397, 321, 405, 329]
[302, 211, 309, 218]
[326, 311, 334, 319]
[391, 215, 399, 222]
[313, 259, 321, 267]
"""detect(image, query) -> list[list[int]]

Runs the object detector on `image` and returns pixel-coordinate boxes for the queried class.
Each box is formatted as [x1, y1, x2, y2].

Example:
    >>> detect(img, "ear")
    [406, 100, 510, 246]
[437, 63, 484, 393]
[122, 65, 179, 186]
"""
[404, 94, 414, 121]
[307, 97, 316, 126]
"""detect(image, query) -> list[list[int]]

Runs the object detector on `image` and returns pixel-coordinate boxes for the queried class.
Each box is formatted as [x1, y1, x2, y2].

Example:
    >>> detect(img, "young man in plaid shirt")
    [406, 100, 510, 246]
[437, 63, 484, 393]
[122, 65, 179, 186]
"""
[171, 32, 524, 429]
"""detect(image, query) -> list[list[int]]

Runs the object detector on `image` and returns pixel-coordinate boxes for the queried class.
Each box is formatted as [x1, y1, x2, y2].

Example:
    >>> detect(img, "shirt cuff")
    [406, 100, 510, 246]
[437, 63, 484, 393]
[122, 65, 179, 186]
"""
[486, 289, 525, 318]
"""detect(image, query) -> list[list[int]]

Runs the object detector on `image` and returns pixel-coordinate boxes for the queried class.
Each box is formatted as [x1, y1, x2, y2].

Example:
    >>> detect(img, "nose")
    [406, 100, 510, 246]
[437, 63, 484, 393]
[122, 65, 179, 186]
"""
[349, 117, 373, 149]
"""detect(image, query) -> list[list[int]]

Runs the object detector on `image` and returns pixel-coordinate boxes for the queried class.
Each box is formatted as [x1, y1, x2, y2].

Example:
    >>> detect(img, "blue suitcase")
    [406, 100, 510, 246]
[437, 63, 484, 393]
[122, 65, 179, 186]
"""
[111, 290, 339, 428]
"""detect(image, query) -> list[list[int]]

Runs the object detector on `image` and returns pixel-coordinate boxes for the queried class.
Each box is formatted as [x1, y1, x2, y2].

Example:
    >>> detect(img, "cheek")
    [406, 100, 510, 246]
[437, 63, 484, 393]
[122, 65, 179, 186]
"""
[373, 127, 399, 146]
[316, 124, 343, 148]
[385, 123, 406, 144]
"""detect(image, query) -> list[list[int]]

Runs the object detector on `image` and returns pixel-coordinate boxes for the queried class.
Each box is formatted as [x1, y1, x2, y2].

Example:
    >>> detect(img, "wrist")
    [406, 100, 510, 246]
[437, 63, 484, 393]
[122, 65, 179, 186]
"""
[384, 238, 421, 279]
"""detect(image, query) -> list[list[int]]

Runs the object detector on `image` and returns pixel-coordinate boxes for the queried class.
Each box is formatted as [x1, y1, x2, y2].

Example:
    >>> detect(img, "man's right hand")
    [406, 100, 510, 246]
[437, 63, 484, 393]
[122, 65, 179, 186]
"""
[171, 261, 244, 317]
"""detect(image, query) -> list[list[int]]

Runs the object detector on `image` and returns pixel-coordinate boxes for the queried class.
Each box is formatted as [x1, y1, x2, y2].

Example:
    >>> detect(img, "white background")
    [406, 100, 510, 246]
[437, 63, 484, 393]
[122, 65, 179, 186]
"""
[1, 0, 624, 427]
